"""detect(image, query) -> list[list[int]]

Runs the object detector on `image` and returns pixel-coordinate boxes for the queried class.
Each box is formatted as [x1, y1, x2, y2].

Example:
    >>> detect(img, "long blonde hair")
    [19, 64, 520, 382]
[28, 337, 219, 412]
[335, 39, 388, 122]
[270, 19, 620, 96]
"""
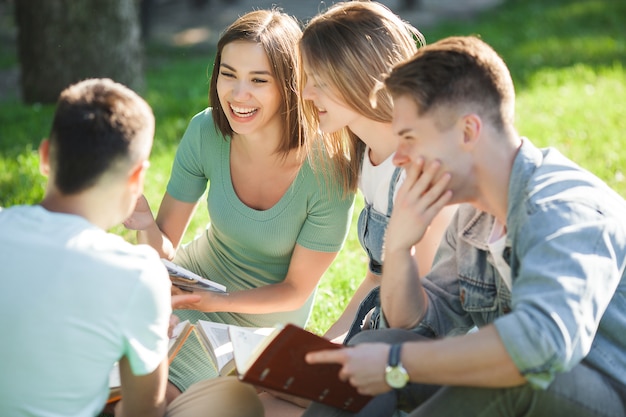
[300, 1, 424, 193]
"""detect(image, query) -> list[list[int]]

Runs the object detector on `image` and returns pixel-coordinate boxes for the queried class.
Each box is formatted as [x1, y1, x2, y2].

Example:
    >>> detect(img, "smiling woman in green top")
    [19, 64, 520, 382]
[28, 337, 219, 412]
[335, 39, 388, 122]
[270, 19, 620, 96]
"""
[124, 8, 354, 404]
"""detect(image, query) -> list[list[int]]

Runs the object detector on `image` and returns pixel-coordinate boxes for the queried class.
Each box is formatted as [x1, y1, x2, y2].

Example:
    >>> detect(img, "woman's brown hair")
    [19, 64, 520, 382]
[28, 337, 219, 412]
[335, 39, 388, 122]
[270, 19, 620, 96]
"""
[209, 9, 303, 155]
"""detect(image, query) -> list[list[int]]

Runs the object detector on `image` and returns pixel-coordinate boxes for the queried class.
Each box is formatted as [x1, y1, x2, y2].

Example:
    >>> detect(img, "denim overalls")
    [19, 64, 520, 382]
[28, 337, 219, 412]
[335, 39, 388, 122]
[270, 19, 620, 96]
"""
[344, 166, 402, 343]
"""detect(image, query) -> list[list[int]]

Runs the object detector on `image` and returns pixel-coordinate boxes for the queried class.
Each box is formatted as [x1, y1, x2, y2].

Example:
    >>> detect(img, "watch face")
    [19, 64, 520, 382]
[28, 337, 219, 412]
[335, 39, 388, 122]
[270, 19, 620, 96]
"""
[385, 366, 409, 389]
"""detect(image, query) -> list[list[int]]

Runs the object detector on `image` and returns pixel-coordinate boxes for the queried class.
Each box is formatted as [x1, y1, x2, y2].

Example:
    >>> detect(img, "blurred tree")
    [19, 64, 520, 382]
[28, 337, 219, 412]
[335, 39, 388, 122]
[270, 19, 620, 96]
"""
[15, 0, 143, 103]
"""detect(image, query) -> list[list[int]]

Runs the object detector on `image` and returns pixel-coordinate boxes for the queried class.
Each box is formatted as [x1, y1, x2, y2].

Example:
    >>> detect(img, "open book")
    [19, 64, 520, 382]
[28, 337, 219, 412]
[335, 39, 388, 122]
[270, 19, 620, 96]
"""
[194, 320, 275, 376]
[108, 319, 193, 403]
[196, 321, 372, 413]
[161, 259, 227, 293]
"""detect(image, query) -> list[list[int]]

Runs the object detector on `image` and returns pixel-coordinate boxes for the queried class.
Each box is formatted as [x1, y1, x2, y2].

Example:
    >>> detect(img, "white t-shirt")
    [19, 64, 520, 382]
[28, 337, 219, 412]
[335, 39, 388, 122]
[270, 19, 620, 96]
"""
[487, 219, 512, 291]
[358, 147, 405, 213]
[0, 205, 172, 417]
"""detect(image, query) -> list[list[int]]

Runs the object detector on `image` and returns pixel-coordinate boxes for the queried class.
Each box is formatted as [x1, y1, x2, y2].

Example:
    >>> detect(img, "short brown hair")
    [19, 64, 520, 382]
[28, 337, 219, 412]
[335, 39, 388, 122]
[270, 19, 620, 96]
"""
[48, 78, 154, 194]
[209, 9, 303, 155]
[384, 36, 515, 132]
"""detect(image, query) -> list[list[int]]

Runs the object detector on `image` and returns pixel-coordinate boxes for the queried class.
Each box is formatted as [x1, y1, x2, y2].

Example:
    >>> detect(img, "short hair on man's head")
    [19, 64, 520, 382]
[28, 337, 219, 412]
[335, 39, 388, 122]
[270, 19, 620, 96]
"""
[48, 78, 154, 195]
[384, 36, 515, 131]
[299, 1, 423, 193]
[209, 9, 303, 154]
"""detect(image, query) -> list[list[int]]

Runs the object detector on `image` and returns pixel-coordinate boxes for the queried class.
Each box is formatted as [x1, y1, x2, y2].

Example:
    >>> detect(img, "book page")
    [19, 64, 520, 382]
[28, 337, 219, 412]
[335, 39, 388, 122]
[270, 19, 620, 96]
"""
[168, 320, 192, 360]
[195, 321, 234, 372]
[168, 320, 190, 351]
[195, 321, 277, 374]
[109, 363, 121, 389]
[161, 259, 227, 293]
[228, 325, 280, 374]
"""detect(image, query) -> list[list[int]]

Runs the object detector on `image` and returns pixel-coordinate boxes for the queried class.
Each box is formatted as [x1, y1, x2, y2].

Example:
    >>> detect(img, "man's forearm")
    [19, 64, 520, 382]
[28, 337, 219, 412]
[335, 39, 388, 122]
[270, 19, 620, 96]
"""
[380, 247, 428, 329]
[402, 324, 526, 387]
[117, 358, 168, 417]
[137, 221, 176, 259]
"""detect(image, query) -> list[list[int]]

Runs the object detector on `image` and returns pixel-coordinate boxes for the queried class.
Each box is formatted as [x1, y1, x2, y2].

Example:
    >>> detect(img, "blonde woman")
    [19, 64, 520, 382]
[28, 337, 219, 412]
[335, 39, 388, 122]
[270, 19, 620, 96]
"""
[300, 1, 457, 344]
[260, 2, 456, 415]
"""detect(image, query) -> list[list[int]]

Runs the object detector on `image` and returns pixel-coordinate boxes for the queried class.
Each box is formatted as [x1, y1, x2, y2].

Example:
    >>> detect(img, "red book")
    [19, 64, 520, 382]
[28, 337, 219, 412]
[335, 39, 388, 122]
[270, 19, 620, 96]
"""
[228, 323, 372, 413]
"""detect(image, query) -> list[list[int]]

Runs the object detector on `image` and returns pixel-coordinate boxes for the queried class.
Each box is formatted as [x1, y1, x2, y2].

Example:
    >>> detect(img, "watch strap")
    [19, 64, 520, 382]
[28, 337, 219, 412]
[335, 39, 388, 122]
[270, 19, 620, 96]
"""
[388, 343, 402, 367]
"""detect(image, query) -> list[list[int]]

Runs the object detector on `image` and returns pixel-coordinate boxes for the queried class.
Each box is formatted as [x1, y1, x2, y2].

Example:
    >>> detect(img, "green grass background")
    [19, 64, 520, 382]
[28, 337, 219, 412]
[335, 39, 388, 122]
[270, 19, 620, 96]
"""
[0, 0, 624, 334]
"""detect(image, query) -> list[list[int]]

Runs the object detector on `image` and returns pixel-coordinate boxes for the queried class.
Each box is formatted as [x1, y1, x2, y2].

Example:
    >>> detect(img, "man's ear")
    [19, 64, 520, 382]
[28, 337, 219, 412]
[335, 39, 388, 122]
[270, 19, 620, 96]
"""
[462, 114, 482, 148]
[38, 139, 50, 176]
[127, 160, 150, 195]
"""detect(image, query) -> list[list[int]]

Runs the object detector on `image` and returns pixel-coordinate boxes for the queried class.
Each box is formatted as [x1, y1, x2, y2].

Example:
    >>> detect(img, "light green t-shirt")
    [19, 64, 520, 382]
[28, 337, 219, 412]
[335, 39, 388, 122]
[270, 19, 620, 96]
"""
[167, 108, 354, 328]
[0, 206, 171, 415]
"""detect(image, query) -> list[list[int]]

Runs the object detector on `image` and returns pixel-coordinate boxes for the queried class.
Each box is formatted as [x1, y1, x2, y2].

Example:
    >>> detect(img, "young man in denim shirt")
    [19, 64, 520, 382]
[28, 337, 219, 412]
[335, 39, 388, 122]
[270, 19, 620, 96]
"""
[302, 36, 626, 417]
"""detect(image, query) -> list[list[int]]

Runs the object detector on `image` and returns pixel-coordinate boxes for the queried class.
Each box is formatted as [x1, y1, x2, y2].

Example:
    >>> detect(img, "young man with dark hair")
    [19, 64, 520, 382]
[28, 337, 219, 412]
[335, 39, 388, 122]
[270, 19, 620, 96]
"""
[0, 78, 264, 417]
[0, 78, 174, 416]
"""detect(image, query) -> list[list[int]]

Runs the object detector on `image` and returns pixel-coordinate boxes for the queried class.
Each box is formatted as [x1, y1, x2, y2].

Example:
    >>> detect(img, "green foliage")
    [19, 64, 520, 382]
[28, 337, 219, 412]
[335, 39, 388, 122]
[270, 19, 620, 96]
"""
[0, 144, 45, 206]
[517, 64, 626, 195]
[0, 103, 54, 206]
[310, 194, 367, 334]
[1, 0, 624, 334]
[423, 0, 626, 200]
[428, 0, 626, 87]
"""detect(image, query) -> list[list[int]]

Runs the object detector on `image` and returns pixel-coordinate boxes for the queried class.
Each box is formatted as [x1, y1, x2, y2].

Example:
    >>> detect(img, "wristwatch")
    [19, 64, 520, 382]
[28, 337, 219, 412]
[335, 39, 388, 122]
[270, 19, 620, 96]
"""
[385, 343, 409, 389]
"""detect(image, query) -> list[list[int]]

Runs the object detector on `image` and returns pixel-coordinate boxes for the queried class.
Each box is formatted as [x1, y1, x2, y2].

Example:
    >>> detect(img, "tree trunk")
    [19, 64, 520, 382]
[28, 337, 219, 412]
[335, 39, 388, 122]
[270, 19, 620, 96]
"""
[15, 0, 143, 103]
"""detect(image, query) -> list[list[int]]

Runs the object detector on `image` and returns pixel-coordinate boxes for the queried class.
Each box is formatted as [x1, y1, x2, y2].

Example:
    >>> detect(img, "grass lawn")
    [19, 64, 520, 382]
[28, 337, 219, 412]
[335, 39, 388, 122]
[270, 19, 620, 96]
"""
[0, 0, 624, 334]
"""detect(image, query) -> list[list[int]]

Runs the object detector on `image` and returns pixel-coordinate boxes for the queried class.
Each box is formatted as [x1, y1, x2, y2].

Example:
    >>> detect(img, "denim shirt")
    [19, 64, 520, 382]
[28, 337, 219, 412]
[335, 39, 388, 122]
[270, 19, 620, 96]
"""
[401, 139, 626, 389]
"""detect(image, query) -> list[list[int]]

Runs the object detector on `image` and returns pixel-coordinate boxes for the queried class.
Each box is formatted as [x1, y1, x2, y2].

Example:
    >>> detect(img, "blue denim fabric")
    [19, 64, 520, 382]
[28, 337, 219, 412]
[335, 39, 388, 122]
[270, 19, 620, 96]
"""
[357, 166, 403, 275]
[395, 139, 626, 390]
[344, 167, 403, 343]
